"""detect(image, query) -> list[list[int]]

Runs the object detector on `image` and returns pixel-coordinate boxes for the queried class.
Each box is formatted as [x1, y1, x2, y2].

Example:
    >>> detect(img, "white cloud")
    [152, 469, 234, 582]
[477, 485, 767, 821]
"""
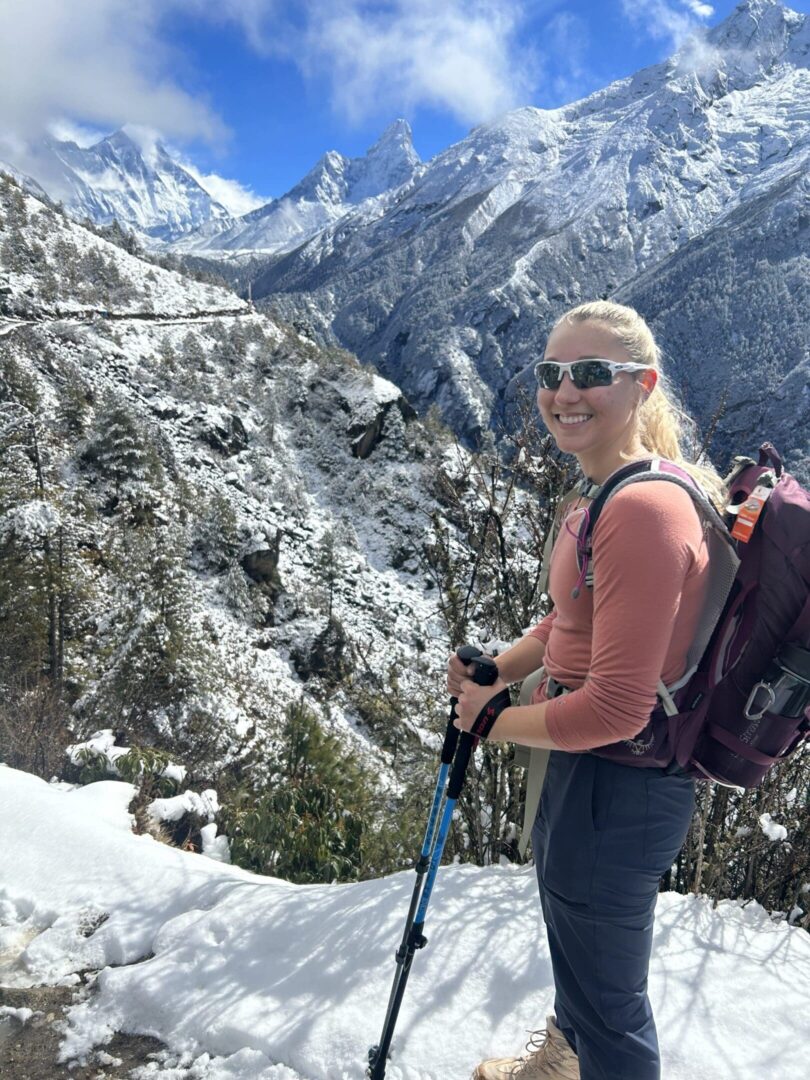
[0, 0, 225, 146]
[194, 0, 543, 124]
[204, 0, 543, 127]
[1, 0, 544, 170]
[683, 1, 714, 17]
[180, 163, 268, 216]
[46, 120, 110, 149]
[300, 0, 539, 126]
[620, 0, 714, 49]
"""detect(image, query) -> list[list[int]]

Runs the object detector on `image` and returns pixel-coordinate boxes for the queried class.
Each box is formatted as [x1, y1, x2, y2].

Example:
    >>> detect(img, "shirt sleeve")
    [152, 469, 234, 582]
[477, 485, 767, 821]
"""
[528, 610, 556, 645]
[544, 482, 701, 751]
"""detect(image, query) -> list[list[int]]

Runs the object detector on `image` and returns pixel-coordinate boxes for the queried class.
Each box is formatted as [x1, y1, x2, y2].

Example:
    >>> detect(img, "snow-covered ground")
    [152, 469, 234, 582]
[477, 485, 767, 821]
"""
[1, 765, 808, 1080]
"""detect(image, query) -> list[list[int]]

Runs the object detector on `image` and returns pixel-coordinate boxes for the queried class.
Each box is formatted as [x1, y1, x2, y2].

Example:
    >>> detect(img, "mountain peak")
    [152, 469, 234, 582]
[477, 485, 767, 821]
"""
[707, 0, 804, 54]
[25, 126, 229, 241]
[368, 118, 414, 151]
[669, 0, 807, 96]
[349, 120, 420, 202]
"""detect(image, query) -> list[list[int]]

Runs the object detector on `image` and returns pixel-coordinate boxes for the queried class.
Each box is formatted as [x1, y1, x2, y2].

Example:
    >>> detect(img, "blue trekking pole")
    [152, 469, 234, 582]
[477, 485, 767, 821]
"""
[367, 646, 499, 1080]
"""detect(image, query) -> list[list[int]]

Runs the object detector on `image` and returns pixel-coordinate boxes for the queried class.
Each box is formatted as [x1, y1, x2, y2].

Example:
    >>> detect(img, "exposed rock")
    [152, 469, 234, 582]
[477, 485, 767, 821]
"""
[198, 410, 249, 456]
[291, 616, 350, 686]
[241, 531, 283, 598]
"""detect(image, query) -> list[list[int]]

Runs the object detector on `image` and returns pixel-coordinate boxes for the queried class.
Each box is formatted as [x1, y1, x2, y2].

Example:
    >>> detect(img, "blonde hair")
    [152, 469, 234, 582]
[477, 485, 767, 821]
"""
[551, 300, 726, 506]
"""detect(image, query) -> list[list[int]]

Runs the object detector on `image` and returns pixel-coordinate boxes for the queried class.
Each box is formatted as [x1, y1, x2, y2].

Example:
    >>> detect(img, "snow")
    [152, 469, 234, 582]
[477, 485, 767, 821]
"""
[25, 129, 234, 243]
[1, 764, 808, 1079]
[0, 1006, 34, 1024]
[164, 764, 189, 786]
[148, 789, 219, 824]
[67, 730, 130, 769]
[0, 499, 61, 542]
[67, 731, 188, 789]
[758, 811, 789, 841]
[175, 120, 421, 256]
[200, 823, 231, 864]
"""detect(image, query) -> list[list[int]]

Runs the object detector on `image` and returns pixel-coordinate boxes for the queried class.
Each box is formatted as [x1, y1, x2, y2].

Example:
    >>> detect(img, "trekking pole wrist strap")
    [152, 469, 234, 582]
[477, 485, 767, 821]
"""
[470, 688, 512, 740]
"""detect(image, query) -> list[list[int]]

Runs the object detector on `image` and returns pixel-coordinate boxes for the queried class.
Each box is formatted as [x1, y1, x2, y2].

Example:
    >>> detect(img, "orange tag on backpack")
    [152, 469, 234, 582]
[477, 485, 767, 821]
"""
[731, 484, 773, 543]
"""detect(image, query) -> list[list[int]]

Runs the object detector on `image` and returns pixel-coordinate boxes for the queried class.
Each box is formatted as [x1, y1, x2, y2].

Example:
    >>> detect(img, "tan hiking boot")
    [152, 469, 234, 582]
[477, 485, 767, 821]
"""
[472, 1016, 580, 1080]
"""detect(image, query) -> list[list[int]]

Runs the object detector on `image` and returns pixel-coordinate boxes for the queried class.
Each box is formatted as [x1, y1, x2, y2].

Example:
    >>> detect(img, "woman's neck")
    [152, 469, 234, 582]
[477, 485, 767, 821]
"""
[577, 447, 651, 487]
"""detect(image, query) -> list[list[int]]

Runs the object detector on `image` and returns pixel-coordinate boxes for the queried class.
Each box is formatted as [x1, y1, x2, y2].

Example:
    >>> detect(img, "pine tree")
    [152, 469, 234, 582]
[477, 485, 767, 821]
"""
[82, 394, 164, 520]
[314, 527, 341, 622]
[77, 525, 228, 767]
[0, 356, 60, 683]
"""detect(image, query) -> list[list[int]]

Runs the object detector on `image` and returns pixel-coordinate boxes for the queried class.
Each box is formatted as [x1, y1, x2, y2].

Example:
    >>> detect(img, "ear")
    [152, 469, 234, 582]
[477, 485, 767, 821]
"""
[639, 370, 658, 396]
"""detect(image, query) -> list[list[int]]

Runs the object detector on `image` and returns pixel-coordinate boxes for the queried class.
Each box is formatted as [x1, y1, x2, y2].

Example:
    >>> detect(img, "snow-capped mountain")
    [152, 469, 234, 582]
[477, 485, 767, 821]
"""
[617, 158, 810, 482]
[21, 128, 235, 243]
[247, 0, 810, 479]
[175, 119, 422, 254]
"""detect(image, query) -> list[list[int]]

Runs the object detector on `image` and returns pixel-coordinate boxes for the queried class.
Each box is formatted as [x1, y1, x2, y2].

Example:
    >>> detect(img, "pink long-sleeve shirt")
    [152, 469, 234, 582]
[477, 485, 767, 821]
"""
[529, 479, 711, 752]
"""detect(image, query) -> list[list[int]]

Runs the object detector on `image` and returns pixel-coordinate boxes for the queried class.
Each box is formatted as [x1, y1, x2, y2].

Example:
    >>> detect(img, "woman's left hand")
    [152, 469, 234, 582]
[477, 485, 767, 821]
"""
[454, 676, 510, 733]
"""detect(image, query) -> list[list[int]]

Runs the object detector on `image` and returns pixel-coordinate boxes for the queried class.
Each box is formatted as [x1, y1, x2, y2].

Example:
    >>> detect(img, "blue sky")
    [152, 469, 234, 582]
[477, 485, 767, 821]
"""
[1, 1, 808, 212]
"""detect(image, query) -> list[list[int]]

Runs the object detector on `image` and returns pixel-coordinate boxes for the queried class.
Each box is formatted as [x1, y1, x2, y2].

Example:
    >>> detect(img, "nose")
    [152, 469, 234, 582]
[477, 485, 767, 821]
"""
[553, 371, 582, 401]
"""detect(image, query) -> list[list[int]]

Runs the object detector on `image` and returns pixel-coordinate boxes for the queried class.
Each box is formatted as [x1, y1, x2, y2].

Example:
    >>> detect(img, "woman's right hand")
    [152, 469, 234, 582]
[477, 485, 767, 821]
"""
[447, 651, 492, 696]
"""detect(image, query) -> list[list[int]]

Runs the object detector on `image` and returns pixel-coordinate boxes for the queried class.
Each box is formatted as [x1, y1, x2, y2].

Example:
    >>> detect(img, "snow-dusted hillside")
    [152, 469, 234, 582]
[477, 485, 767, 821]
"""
[0, 174, 479, 792]
[248, 0, 810, 477]
[0, 182, 245, 319]
[617, 160, 810, 480]
[175, 120, 422, 255]
[1, 764, 808, 1079]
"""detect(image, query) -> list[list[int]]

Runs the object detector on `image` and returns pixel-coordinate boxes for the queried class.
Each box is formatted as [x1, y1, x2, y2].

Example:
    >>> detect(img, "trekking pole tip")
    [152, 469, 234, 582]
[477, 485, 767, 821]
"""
[367, 1044, 386, 1080]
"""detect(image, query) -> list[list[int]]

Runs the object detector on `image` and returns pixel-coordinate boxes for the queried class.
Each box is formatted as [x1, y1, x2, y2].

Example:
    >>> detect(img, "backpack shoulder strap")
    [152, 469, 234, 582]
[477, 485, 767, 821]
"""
[581, 459, 656, 543]
[537, 480, 590, 595]
[582, 458, 733, 553]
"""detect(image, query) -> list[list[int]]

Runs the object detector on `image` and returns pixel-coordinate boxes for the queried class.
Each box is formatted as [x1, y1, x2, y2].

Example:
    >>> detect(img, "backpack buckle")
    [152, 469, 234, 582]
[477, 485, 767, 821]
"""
[744, 681, 775, 722]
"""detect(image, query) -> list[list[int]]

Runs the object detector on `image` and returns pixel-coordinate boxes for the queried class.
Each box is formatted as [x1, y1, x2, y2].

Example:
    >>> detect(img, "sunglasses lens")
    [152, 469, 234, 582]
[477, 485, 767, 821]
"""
[536, 363, 562, 389]
[573, 361, 614, 389]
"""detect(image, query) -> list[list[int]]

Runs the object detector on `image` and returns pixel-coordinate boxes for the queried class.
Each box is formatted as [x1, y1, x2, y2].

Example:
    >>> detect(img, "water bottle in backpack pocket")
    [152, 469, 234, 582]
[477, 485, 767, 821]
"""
[691, 643, 810, 789]
[744, 643, 810, 720]
[701, 643, 810, 788]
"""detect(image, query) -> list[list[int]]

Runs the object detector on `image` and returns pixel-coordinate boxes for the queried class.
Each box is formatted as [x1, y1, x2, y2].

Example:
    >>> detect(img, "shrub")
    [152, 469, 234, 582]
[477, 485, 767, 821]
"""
[221, 701, 375, 883]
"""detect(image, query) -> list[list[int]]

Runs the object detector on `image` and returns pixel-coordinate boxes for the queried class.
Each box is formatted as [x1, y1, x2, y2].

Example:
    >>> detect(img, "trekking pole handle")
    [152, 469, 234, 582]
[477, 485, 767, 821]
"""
[442, 645, 484, 765]
[447, 655, 500, 799]
[447, 732, 476, 799]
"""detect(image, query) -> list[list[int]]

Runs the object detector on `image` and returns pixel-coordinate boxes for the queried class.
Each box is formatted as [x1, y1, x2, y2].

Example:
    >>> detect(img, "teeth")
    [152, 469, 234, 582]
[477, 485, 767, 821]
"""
[557, 415, 592, 425]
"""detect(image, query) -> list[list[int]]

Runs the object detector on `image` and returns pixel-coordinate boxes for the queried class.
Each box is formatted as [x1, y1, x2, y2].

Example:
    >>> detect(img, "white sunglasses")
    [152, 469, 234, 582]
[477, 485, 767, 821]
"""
[535, 358, 652, 390]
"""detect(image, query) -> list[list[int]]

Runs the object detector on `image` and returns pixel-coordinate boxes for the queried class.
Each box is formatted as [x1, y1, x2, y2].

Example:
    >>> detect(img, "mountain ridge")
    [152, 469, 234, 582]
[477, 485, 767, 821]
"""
[176, 118, 423, 254]
[25, 127, 233, 242]
[244, 0, 809, 478]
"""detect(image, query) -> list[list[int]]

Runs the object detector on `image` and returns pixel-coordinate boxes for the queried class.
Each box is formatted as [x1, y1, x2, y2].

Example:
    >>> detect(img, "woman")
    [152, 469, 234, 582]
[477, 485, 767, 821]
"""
[450, 301, 723, 1080]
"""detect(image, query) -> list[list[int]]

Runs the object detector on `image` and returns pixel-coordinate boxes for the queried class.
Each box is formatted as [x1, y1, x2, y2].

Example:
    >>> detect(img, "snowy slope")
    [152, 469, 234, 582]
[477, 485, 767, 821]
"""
[1, 765, 808, 1080]
[616, 160, 810, 480]
[0, 184, 246, 318]
[176, 120, 422, 255]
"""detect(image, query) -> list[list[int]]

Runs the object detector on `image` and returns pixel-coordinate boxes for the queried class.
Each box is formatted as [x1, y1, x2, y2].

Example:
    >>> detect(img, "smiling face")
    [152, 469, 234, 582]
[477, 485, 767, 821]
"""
[538, 319, 651, 483]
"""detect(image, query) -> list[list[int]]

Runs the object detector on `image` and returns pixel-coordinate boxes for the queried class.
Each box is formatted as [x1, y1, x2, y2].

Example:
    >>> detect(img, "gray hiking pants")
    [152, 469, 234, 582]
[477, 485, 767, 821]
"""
[532, 750, 695, 1080]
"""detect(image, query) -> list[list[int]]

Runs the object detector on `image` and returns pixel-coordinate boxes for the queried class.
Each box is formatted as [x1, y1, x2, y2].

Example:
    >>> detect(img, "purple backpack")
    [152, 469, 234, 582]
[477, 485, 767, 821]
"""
[578, 445, 810, 788]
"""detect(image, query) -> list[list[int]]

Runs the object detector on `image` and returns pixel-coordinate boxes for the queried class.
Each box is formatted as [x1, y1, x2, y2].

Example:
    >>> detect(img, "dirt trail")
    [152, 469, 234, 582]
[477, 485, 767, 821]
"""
[0, 983, 166, 1079]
